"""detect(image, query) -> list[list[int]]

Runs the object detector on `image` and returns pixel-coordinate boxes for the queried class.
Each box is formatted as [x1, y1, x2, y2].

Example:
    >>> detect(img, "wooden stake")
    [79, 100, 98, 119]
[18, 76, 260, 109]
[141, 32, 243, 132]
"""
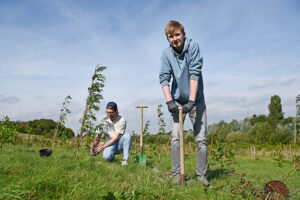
[179, 106, 185, 184]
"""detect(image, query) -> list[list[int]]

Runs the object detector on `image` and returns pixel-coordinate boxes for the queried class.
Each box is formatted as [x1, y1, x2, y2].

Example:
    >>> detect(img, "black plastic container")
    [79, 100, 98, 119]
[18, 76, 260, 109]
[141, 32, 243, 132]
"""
[39, 149, 53, 157]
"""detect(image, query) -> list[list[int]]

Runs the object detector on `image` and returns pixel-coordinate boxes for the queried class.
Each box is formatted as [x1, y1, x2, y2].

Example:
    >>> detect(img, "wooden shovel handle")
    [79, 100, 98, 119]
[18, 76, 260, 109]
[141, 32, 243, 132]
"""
[136, 106, 148, 108]
[136, 106, 148, 153]
[178, 106, 185, 184]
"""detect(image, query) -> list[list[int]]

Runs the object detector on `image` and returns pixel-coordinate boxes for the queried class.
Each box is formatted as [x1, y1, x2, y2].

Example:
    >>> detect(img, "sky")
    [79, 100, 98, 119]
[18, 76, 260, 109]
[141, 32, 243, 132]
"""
[1, 0, 300, 135]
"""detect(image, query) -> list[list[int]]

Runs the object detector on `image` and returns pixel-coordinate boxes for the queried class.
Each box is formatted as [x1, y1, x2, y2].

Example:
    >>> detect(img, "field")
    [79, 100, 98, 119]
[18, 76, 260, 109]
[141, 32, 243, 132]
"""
[0, 143, 299, 200]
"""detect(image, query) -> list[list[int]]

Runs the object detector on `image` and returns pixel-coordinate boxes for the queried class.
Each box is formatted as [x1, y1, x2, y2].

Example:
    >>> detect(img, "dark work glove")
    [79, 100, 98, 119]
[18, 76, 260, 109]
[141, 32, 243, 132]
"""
[182, 100, 196, 113]
[166, 100, 179, 113]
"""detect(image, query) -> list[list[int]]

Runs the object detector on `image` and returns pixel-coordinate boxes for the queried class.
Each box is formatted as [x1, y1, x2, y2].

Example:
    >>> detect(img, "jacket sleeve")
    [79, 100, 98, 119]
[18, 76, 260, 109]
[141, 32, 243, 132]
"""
[189, 43, 203, 80]
[159, 50, 172, 87]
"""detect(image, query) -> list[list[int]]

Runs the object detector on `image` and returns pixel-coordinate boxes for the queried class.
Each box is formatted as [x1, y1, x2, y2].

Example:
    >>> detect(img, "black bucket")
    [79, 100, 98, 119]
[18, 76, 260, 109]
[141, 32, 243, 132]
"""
[39, 149, 53, 157]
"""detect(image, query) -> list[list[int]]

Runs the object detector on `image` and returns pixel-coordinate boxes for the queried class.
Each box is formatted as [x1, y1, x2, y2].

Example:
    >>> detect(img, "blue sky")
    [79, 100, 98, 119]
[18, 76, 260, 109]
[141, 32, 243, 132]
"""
[1, 0, 300, 135]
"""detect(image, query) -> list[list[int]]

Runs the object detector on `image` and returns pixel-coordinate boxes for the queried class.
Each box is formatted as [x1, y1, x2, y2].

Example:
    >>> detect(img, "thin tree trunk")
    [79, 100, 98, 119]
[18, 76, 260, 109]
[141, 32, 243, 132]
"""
[75, 103, 89, 160]
[289, 144, 292, 161]
[294, 117, 297, 169]
[52, 122, 60, 150]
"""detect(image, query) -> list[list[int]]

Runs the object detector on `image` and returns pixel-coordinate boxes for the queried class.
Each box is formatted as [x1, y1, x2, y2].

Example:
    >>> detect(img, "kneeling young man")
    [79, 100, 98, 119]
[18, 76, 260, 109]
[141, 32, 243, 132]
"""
[91, 102, 132, 165]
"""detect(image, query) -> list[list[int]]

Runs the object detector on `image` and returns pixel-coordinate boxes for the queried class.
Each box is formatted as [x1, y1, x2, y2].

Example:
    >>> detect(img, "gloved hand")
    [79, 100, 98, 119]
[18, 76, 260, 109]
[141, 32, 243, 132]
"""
[182, 100, 196, 113]
[166, 100, 179, 113]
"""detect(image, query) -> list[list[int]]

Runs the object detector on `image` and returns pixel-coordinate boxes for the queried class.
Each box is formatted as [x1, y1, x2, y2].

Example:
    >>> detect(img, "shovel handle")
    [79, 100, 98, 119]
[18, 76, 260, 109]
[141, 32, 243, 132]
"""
[136, 106, 148, 108]
[136, 106, 148, 153]
[178, 106, 185, 184]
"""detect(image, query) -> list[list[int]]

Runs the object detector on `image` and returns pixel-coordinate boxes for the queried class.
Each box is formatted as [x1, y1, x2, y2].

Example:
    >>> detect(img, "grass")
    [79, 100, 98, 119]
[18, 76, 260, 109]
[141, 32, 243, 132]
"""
[0, 144, 299, 200]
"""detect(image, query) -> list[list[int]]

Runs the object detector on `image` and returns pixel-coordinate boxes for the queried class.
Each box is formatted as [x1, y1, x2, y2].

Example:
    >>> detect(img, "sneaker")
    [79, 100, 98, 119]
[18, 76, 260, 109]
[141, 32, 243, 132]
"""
[197, 176, 210, 186]
[121, 159, 128, 166]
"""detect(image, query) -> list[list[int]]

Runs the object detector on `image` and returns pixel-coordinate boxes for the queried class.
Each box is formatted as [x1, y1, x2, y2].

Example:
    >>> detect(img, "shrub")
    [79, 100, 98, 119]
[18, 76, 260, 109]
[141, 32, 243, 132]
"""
[247, 122, 275, 144]
[270, 128, 292, 144]
[226, 131, 247, 144]
[0, 116, 18, 148]
[247, 122, 292, 145]
[250, 114, 268, 126]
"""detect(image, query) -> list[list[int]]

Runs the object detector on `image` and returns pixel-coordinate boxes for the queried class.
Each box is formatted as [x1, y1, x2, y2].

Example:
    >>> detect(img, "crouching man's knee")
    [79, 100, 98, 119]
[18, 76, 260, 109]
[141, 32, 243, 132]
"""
[103, 154, 114, 162]
[102, 150, 114, 162]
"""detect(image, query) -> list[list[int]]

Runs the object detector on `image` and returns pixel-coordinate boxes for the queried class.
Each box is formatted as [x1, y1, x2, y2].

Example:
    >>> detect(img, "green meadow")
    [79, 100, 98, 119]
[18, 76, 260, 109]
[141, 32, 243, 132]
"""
[0, 144, 299, 200]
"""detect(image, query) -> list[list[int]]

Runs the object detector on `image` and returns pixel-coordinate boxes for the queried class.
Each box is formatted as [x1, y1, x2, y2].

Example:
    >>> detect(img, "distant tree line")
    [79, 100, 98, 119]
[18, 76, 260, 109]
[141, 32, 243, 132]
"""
[7, 94, 298, 146]
[16, 119, 74, 138]
[207, 95, 298, 145]
[133, 95, 298, 146]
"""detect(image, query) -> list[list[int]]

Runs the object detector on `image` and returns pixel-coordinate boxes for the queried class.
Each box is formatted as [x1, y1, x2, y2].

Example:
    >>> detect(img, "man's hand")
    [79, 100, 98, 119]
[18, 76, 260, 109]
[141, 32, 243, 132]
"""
[166, 100, 179, 113]
[182, 100, 196, 113]
[90, 144, 98, 156]
[94, 145, 105, 153]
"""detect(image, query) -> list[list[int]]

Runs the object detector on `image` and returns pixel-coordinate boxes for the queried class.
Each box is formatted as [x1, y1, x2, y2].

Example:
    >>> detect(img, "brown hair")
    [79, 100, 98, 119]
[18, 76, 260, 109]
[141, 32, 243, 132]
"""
[164, 20, 185, 37]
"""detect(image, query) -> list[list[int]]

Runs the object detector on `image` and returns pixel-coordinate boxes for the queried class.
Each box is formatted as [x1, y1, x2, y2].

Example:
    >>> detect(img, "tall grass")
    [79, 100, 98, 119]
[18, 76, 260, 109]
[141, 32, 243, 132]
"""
[1, 144, 299, 199]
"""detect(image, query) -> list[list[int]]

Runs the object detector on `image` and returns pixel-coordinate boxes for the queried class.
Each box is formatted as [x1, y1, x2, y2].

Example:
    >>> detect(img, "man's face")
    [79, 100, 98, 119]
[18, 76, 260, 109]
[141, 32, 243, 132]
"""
[106, 109, 117, 121]
[167, 28, 186, 52]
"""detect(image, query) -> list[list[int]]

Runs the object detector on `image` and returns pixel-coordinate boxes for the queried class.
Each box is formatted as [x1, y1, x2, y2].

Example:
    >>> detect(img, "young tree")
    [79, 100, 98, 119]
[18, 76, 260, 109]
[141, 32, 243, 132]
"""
[157, 104, 166, 135]
[52, 95, 72, 150]
[294, 95, 300, 169]
[157, 104, 166, 160]
[296, 95, 300, 134]
[268, 95, 284, 125]
[0, 116, 18, 149]
[75, 65, 106, 159]
[143, 120, 150, 136]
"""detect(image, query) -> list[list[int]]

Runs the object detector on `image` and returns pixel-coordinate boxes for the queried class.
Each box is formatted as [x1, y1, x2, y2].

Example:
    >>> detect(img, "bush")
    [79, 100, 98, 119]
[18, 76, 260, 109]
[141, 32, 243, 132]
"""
[0, 116, 18, 148]
[247, 122, 292, 145]
[28, 119, 56, 135]
[270, 128, 292, 144]
[226, 131, 247, 144]
[250, 114, 268, 125]
[247, 122, 275, 144]
[16, 119, 74, 138]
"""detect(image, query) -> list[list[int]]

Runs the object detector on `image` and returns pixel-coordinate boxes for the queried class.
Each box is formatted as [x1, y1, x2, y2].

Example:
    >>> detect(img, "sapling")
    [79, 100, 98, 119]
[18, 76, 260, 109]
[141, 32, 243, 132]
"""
[143, 120, 150, 136]
[157, 104, 166, 160]
[52, 95, 72, 150]
[0, 116, 18, 149]
[75, 64, 106, 159]
[132, 131, 137, 156]
[294, 94, 300, 169]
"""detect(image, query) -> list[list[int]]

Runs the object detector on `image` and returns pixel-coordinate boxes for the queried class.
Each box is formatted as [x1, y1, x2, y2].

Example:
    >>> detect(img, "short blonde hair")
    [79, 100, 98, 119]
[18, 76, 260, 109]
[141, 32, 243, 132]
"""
[164, 20, 185, 37]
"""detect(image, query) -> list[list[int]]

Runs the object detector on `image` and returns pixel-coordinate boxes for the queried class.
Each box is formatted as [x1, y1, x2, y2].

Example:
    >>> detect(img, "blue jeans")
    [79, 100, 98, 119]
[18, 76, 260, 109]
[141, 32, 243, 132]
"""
[102, 133, 132, 161]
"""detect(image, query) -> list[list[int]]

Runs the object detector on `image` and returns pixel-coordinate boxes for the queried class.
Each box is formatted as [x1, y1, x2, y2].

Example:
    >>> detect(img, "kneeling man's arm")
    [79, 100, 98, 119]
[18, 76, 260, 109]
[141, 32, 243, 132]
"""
[93, 133, 102, 146]
[95, 132, 121, 153]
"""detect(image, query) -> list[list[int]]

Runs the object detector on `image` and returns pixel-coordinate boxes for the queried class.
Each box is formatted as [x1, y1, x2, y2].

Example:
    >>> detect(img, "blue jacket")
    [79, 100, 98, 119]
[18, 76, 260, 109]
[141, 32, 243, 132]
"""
[159, 38, 204, 103]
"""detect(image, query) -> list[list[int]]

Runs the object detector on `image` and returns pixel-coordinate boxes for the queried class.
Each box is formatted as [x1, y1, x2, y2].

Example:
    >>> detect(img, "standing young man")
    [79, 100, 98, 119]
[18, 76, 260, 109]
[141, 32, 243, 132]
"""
[159, 20, 209, 185]
[91, 102, 132, 166]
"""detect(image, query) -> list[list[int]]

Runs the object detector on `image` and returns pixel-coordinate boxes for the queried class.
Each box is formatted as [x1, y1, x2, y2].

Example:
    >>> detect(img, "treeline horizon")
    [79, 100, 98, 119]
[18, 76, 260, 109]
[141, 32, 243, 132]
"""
[5, 94, 300, 145]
